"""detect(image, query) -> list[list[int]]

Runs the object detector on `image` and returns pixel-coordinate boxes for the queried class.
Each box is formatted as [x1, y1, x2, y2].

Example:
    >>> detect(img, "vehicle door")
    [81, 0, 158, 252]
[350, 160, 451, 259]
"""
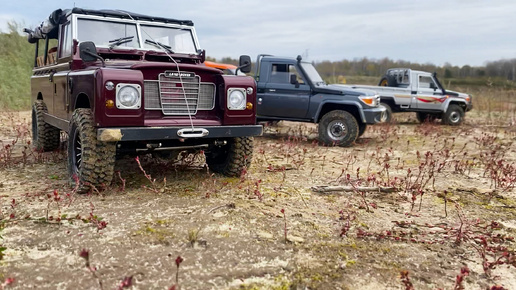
[257, 62, 311, 119]
[413, 74, 446, 110]
[53, 19, 73, 120]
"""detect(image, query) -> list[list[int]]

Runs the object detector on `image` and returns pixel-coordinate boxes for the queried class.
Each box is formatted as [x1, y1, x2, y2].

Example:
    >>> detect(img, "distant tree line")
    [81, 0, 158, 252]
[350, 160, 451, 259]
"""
[315, 58, 516, 82]
[209, 56, 516, 82]
[1, 19, 516, 109]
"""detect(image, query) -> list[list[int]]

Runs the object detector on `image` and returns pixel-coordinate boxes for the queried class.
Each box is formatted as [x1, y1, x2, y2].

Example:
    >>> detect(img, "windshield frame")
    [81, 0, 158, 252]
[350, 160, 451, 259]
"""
[72, 14, 200, 54]
[299, 62, 325, 86]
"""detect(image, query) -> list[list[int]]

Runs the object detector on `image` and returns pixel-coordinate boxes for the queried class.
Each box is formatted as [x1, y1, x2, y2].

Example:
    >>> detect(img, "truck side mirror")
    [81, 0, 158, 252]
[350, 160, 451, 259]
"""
[290, 74, 299, 88]
[79, 41, 99, 62]
[238, 55, 252, 73]
[79, 41, 105, 66]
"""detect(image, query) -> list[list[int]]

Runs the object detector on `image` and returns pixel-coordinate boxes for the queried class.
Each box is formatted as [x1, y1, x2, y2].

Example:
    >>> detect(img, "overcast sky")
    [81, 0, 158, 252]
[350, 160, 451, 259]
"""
[1, 0, 514, 67]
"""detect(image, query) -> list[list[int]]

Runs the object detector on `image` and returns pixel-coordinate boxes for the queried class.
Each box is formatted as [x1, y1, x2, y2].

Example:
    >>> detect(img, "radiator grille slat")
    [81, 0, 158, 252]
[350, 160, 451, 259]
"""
[143, 72, 215, 115]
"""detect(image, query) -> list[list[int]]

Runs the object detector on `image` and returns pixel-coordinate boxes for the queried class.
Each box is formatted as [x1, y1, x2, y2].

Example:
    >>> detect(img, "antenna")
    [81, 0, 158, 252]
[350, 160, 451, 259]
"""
[302, 49, 309, 60]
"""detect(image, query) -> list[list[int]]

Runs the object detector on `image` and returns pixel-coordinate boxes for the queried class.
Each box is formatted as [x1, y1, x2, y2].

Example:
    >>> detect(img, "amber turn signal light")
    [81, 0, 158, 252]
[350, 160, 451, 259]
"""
[106, 99, 115, 109]
[246, 102, 253, 110]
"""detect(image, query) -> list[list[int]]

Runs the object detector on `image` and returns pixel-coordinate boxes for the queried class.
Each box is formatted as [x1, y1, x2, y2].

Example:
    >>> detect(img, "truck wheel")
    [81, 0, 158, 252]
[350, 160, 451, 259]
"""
[378, 75, 398, 87]
[206, 137, 253, 177]
[416, 112, 437, 123]
[68, 109, 116, 193]
[379, 102, 392, 123]
[358, 123, 367, 138]
[32, 100, 60, 151]
[442, 104, 464, 126]
[319, 110, 358, 147]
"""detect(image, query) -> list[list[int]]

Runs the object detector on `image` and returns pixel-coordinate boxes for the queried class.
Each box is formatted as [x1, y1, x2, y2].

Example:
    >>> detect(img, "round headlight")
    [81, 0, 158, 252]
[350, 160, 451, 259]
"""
[117, 86, 140, 108]
[228, 89, 246, 109]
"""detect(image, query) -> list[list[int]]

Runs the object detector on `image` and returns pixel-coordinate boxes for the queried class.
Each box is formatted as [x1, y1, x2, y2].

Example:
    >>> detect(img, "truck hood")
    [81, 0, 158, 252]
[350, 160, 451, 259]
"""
[86, 60, 223, 75]
[445, 89, 469, 99]
[314, 84, 377, 97]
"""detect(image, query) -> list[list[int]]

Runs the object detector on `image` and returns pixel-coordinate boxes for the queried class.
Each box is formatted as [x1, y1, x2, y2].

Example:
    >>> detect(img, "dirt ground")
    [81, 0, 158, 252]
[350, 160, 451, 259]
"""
[0, 111, 515, 290]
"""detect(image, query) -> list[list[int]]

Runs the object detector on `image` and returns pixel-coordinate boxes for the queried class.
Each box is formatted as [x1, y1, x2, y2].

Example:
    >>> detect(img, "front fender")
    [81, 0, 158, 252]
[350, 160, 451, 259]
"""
[314, 99, 366, 123]
[443, 98, 468, 112]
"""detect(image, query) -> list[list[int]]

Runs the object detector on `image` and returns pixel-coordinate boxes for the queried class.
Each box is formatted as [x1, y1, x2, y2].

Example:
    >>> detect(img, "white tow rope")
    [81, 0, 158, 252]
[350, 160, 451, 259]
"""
[120, 11, 196, 132]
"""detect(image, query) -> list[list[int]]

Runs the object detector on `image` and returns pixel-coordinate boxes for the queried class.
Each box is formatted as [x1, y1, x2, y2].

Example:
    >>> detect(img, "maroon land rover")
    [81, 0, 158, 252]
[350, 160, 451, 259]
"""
[26, 8, 262, 192]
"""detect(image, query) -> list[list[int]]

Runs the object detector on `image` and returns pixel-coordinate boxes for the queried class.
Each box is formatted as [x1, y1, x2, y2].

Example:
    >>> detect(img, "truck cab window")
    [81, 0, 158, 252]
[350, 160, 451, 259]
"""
[270, 63, 288, 83]
[77, 19, 138, 48]
[288, 64, 305, 84]
[59, 22, 72, 58]
[270, 63, 305, 84]
[418, 76, 437, 89]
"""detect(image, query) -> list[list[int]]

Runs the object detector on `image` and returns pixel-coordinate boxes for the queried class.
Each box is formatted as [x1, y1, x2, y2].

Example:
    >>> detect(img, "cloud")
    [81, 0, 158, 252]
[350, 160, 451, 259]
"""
[1, 0, 515, 66]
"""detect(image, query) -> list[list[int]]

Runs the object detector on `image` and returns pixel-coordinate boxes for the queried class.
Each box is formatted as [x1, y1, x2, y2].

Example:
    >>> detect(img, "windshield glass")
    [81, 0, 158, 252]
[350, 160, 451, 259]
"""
[76, 18, 198, 54]
[300, 62, 325, 85]
[77, 19, 138, 48]
[141, 25, 197, 54]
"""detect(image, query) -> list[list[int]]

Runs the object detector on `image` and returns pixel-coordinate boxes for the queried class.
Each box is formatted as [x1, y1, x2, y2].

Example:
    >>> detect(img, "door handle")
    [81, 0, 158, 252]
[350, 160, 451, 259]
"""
[269, 89, 276, 92]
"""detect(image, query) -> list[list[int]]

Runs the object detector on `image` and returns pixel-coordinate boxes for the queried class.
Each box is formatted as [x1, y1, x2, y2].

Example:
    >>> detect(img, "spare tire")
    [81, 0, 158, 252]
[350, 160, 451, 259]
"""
[378, 75, 398, 87]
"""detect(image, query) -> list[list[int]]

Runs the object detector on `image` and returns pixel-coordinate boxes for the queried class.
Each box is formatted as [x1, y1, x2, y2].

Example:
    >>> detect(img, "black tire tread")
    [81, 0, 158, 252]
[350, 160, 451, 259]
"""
[378, 75, 398, 87]
[442, 104, 464, 126]
[318, 110, 359, 147]
[358, 123, 367, 138]
[69, 109, 116, 192]
[206, 137, 253, 177]
[32, 100, 60, 151]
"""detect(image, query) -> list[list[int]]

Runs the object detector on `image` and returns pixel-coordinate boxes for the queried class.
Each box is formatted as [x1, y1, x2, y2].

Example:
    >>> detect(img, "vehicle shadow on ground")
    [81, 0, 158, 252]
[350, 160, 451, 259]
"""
[111, 154, 216, 193]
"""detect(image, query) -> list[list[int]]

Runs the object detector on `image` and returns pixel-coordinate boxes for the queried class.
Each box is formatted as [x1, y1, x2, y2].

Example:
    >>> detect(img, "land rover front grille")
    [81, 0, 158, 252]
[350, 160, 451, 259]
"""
[144, 72, 215, 115]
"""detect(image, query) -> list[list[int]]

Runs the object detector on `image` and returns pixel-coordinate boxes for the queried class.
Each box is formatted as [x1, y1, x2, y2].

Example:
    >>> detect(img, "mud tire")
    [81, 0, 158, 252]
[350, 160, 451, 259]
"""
[358, 123, 367, 138]
[205, 137, 253, 177]
[379, 102, 393, 123]
[32, 100, 60, 151]
[442, 104, 464, 126]
[318, 110, 358, 147]
[378, 75, 398, 87]
[68, 109, 116, 193]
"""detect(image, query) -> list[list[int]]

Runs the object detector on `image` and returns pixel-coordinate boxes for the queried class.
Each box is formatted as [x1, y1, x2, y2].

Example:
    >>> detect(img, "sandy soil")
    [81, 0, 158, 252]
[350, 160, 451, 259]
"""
[0, 111, 515, 289]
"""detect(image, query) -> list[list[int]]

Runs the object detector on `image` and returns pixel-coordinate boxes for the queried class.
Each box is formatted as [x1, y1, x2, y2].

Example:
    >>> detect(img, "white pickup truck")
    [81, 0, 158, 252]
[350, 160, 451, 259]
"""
[350, 68, 473, 125]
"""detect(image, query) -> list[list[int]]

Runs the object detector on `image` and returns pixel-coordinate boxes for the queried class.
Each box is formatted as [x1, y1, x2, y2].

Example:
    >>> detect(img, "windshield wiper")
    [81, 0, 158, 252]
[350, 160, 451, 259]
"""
[145, 39, 174, 54]
[108, 36, 134, 49]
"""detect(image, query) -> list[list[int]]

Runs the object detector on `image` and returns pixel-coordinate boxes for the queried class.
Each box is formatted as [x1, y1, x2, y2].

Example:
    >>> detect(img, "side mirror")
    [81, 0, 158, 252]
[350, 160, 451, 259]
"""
[238, 55, 252, 73]
[290, 74, 299, 88]
[198, 49, 206, 63]
[79, 41, 100, 62]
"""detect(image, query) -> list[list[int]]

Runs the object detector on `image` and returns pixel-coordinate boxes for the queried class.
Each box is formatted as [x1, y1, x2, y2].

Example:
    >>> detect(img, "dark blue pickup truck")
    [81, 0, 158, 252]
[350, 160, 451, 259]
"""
[253, 55, 386, 147]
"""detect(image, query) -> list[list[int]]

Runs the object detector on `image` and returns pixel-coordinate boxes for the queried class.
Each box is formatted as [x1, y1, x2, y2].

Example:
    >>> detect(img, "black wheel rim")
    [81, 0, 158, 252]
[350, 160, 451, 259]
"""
[71, 127, 82, 174]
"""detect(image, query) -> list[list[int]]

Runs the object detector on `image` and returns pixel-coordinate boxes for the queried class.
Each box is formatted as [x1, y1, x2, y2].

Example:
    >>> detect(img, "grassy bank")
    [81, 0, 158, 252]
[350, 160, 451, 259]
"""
[0, 23, 33, 110]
